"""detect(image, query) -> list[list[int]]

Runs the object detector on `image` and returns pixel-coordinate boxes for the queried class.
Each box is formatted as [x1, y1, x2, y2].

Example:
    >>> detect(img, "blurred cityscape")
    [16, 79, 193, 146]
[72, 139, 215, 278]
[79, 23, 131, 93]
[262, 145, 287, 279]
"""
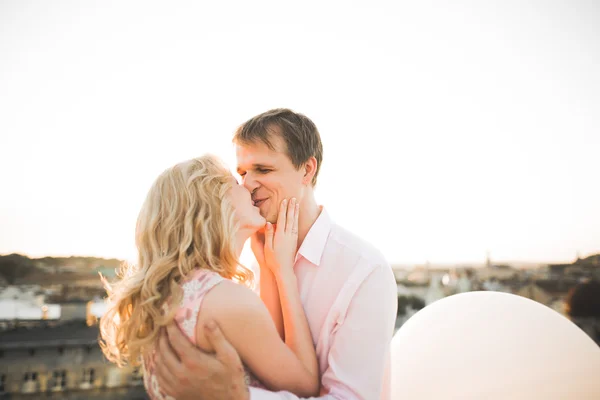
[392, 253, 600, 342]
[0, 255, 146, 399]
[0, 252, 598, 398]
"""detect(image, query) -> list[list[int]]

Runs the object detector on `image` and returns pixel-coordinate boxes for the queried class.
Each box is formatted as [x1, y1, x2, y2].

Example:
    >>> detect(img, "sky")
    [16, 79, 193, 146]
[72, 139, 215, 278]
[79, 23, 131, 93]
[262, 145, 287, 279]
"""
[1, 0, 599, 266]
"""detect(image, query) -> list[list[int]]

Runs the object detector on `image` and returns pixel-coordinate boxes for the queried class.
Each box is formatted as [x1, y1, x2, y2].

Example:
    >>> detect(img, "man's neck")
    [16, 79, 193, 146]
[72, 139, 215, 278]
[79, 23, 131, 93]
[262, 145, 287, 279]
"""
[297, 194, 321, 248]
[235, 227, 254, 258]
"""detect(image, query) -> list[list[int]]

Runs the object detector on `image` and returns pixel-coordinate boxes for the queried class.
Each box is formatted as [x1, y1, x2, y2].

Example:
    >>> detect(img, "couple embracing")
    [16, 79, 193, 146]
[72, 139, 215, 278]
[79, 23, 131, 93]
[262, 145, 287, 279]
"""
[100, 108, 398, 400]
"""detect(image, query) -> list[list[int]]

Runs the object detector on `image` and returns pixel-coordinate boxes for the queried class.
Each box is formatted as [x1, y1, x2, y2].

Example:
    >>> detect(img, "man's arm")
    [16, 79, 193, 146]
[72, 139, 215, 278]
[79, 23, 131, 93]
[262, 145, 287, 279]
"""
[158, 278, 319, 398]
[249, 263, 398, 400]
[155, 263, 397, 400]
[155, 322, 250, 400]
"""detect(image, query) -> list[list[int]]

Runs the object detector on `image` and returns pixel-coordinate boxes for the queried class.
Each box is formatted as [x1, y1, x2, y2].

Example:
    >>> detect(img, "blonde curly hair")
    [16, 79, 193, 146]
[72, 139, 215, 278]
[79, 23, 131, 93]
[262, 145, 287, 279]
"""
[99, 154, 253, 367]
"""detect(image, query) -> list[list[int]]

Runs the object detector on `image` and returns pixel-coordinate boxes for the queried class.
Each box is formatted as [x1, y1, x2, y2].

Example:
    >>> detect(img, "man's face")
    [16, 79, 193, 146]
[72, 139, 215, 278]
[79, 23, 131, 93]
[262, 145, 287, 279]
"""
[236, 134, 305, 223]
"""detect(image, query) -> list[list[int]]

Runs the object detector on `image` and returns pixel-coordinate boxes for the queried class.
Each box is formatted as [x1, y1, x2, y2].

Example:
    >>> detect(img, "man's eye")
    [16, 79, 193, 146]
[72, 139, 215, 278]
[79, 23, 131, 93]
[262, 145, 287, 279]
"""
[257, 169, 271, 174]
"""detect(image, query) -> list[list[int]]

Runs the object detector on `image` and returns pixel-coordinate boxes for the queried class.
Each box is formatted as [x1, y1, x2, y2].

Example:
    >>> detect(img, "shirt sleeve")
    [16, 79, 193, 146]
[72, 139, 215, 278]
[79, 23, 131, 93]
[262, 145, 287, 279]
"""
[249, 263, 398, 400]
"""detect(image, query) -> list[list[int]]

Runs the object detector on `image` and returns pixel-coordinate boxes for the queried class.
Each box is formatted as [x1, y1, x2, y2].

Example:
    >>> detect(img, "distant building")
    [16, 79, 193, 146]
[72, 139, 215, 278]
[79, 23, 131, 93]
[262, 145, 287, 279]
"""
[0, 286, 44, 303]
[455, 270, 473, 293]
[396, 280, 429, 300]
[86, 299, 109, 326]
[547, 254, 600, 280]
[95, 266, 118, 279]
[481, 278, 511, 293]
[425, 275, 446, 306]
[514, 279, 576, 316]
[59, 300, 88, 322]
[0, 286, 61, 322]
[476, 265, 517, 282]
[0, 322, 147, 399]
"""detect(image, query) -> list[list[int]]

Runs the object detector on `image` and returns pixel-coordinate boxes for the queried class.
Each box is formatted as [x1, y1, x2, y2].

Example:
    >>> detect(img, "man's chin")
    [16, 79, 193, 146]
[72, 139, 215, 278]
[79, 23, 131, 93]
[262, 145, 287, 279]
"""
[260, 211, 276, 224]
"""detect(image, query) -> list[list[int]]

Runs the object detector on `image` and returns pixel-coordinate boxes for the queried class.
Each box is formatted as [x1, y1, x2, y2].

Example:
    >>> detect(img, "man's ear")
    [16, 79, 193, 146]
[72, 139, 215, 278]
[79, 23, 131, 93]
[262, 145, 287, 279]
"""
[302, 157, 318, 185]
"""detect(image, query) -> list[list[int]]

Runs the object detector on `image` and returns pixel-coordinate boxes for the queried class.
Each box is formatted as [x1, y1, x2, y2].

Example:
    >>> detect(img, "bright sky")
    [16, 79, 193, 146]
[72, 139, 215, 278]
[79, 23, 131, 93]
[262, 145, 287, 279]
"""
[1, 0, 599, 266]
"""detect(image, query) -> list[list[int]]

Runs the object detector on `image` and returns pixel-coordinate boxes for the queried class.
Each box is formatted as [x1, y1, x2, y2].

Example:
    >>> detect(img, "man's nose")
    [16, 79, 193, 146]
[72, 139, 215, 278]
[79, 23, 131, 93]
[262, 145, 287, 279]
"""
[242, 173, 259, 192]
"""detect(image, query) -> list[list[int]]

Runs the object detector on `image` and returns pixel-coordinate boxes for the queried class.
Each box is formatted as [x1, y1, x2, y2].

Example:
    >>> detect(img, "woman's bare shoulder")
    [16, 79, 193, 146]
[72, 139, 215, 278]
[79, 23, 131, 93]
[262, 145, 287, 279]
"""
[194, 280, 267, 350]
[204, 280, 263, 314]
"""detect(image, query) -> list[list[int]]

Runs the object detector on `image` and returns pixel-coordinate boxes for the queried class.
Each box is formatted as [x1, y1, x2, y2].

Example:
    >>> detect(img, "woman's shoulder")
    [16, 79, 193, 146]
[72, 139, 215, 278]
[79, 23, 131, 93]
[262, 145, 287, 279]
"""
[193, 279, 266, 351]
[202, 280, 264, 317]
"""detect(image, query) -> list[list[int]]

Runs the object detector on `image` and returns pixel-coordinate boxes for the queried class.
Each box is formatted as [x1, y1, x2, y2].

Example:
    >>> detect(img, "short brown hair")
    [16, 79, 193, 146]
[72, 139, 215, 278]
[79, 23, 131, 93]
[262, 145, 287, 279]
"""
[233, 108, 323, 186]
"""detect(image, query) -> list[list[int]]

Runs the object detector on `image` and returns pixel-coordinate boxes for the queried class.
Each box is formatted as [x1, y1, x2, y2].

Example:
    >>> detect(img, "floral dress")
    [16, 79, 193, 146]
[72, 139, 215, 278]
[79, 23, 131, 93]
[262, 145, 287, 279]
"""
[142, 269, 264, 400]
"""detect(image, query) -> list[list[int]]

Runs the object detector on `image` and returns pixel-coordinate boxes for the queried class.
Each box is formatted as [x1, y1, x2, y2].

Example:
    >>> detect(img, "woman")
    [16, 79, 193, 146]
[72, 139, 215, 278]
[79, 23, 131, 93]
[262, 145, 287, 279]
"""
[99, 155, 319, 398]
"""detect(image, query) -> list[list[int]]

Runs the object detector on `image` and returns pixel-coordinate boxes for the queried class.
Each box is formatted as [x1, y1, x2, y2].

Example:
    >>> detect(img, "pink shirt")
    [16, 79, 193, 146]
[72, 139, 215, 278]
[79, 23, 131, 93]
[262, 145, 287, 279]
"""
[250, 207, 398, 400]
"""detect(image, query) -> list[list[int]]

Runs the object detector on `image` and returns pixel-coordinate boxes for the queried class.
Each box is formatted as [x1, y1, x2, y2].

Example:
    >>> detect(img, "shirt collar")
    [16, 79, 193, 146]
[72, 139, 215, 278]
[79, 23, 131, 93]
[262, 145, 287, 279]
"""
[296, 206, 332, 267]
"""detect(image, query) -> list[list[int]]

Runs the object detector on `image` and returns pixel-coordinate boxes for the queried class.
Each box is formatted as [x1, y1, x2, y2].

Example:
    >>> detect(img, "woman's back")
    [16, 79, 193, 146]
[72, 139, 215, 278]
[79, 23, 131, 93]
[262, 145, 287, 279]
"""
[142, 268, 263, 399]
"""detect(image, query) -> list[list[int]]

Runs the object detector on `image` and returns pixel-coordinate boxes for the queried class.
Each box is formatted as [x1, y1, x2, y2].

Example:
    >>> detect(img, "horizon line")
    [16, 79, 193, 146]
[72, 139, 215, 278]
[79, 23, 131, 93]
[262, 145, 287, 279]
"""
[2, 251, 598, 268]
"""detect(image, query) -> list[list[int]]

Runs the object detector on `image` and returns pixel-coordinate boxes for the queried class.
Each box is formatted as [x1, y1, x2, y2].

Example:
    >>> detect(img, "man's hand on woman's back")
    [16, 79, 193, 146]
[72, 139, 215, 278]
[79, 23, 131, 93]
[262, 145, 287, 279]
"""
[154, 320, 249, 400]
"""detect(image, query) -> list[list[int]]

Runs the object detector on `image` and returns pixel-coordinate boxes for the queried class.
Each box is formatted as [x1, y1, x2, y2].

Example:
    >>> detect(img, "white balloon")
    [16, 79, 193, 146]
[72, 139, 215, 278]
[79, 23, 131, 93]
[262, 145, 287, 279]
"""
[391, 291, 600, 400]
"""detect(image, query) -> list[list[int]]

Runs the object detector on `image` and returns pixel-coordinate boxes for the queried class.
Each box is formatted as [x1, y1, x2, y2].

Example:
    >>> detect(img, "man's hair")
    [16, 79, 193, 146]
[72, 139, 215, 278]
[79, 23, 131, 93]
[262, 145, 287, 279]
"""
[233, 108, 323, 186]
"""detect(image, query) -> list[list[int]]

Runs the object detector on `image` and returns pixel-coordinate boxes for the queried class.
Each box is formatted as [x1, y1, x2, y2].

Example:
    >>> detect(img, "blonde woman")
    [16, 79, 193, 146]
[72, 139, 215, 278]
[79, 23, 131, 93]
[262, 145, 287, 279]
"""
[99, 155, 319, 399]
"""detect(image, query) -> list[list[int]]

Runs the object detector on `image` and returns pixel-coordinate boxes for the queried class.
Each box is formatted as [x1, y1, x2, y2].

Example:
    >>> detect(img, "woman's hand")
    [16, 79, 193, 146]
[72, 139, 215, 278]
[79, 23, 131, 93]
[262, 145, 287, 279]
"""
[263, 198, 299, 278]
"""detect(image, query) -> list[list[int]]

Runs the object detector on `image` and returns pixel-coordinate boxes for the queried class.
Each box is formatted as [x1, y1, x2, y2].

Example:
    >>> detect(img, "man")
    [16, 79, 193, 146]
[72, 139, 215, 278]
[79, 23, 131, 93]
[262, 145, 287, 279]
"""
[154, 108, 398, 399]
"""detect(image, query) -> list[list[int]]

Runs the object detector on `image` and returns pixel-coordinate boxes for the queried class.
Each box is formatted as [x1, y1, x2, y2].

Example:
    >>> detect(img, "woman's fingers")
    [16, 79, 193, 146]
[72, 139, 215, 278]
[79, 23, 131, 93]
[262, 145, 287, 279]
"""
[292, 202, 299, 236]
[264, 222, 274, 252]
[277, 198, 288, 234]
[286, 198, 296, 233]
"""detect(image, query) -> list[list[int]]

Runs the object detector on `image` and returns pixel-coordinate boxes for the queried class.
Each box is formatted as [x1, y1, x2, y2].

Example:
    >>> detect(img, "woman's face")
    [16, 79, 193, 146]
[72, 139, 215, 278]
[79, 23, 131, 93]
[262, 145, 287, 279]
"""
[228, 177, 266, 231]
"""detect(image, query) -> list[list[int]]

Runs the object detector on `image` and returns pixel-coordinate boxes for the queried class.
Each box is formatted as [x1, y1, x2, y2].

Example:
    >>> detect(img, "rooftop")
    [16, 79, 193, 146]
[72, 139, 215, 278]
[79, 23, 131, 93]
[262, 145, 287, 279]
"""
[0, 321, 99, 350]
